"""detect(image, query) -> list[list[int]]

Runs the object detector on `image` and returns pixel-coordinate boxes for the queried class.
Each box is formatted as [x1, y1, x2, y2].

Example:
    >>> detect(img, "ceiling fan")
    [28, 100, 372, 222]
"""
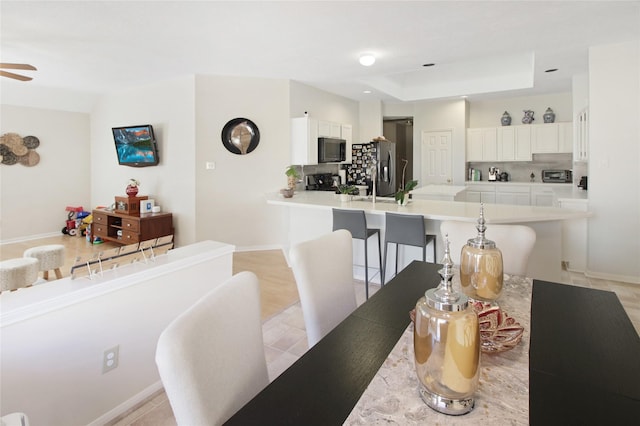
[0, 63, 37, 81]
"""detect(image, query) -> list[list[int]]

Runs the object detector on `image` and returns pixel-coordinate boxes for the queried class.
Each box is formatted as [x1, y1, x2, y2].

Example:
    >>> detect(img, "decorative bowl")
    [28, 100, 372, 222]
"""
[280, 188, 294, 198]
[471, 301, 524, 353]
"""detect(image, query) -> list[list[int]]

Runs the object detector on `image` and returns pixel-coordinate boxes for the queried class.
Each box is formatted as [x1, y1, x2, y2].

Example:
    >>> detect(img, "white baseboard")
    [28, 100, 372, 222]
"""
[87, 381, 164, 426]
[585, 269, 640, 285]
[0, 232, 61, 245]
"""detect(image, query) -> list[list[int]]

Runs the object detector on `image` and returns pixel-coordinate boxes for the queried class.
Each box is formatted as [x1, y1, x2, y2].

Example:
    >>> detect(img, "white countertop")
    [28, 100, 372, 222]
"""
[266, 191, 591, 224]
[411, 184, 467, 196]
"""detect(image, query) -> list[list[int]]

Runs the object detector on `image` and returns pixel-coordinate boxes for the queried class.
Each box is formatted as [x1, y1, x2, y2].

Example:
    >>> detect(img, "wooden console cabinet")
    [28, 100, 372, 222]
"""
[91, 209, 173, 244]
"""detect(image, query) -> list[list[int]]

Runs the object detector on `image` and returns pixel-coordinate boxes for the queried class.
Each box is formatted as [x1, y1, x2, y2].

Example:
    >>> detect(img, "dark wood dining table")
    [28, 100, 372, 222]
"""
[225, 261, 640, 425]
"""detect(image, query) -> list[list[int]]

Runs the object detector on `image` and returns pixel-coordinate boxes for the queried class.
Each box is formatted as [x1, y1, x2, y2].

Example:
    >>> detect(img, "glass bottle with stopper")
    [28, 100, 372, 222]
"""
[459, 203, 504, 304]
[414, 236, 480, 415]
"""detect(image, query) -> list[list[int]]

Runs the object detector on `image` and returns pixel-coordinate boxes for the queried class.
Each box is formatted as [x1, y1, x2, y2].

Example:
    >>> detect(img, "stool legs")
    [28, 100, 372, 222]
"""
[363, 240, 369, 300]
[43, 268, 63, 280]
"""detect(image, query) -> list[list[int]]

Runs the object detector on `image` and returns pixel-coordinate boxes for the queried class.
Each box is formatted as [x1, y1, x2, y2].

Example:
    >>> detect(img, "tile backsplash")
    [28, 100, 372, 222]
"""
[468, 153, 586, 183]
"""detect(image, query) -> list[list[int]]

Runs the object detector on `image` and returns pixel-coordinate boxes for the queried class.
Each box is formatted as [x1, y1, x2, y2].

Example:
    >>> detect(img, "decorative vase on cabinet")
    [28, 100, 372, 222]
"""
[543, 107, 556, 123]
[500, 111, 511, 126]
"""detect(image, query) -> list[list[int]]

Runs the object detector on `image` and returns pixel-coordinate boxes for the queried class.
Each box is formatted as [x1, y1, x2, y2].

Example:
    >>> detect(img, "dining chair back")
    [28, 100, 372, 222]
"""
[155, 271, 268, 426]
[440, 221, 536, 276]
[332, 208, 382, 299]
[290, 229, 357, 347]
[382, 212, 437, 284]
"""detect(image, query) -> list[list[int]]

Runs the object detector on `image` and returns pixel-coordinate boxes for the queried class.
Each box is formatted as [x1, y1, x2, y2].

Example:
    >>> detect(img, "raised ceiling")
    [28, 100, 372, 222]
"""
[1, 1, 639, 102]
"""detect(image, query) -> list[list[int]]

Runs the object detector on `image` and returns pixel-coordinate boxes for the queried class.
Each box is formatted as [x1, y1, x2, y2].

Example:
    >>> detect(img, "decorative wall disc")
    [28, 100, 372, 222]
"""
[23, 135, 40, 149]
[221, 118, 260, 155]
[0, 132, 42, 166]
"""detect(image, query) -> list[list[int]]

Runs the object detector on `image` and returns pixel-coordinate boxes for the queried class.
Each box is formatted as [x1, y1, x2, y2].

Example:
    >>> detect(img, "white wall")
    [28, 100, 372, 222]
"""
[290, 81, 359, 129]
[0, 241, 234, 426]
[91, 77, 197, 247]
[468, 92, 573, 127]
[194, 75, 291, 250]
[587, 40, 640, 283]
[360, 100, 384, 142]
[0, 105, 91, 241]
[412, 99, 468, 185]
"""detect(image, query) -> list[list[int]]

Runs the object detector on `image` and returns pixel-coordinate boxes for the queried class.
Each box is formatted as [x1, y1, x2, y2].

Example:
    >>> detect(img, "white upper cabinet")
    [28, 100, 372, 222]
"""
[291, 116, 319, 165]
[467, 128, 497, 161]
[341, 124, 353, 164]
[318, 120, 342, 138]
[574, 108, 589, 162]
[497, 126, 532, 161]
[291, 117, 352, 165]
[531, 122, 573, 154]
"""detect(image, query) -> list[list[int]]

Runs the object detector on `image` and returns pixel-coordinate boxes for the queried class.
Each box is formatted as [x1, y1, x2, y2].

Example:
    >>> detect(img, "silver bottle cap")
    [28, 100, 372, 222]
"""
[466, 203, 496, 249]
[426, 235, 469, 312]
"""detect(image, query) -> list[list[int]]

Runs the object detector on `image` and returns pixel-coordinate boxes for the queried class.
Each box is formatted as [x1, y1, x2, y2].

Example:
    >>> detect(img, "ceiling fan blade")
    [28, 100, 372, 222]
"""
[0, 70, 33, 81]
[0, 63, 37, 71]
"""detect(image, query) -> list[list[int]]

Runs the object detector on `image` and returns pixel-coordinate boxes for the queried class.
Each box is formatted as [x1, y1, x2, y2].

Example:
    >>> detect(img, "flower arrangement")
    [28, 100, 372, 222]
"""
[128, 178, 140, 187]
[285, 166, 300, 190]
[336, 184, 357, 195]
[395, 159, 417, 205]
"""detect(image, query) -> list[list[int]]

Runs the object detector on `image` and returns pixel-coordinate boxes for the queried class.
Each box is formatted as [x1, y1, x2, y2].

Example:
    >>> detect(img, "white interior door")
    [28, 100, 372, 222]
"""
[421, 130, 452, 185]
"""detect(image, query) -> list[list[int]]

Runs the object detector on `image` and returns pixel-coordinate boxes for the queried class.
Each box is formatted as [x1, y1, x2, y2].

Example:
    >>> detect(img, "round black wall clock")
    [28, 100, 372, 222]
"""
[221, 118, 260, 155]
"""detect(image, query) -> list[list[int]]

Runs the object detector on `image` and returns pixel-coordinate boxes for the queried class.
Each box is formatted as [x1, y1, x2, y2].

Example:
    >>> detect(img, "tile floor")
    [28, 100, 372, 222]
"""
[108, 269, 639, 426]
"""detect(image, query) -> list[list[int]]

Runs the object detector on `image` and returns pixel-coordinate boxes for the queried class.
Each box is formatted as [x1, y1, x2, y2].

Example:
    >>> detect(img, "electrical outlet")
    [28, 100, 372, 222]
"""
[102, 345, 119, 374]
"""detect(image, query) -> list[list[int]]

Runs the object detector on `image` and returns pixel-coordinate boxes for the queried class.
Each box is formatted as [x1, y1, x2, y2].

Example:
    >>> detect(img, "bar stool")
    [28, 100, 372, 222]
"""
[381, 212, 436, 284]
[23, 244, 65, 280]
[332, 208, 382, 299]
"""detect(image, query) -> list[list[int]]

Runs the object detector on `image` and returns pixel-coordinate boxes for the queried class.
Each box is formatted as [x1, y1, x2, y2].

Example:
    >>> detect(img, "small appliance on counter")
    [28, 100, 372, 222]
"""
[305, 173, 337, 191]
[488, 167, 499, 181]
[498, 171, 509, 182]
[578, 176, 588, 190]
[542, 170, 573, 183]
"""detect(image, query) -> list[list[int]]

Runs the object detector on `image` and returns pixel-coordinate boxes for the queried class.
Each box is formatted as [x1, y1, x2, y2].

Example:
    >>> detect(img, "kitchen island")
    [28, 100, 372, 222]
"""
[266, 191, 591, 283]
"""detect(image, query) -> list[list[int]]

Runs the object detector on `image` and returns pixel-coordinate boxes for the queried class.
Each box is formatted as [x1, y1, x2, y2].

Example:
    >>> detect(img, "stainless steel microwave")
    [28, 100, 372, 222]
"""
[318, 137, 346, 163]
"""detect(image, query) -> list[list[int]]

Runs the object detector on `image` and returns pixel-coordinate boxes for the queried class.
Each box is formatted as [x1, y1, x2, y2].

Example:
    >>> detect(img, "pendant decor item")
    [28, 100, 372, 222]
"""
[500, 111, 511, 126]
[459, 204, 504, 304]
[126, 178, 140, 197]
[414, 236, 480, 415]
[543, 107, 556, 123]
[522, 110, 534, 124]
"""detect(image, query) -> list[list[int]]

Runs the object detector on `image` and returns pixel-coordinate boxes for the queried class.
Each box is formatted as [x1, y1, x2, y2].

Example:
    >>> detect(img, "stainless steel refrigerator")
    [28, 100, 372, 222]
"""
[372, 141, 396, 196]
[346, 140, 397, 196]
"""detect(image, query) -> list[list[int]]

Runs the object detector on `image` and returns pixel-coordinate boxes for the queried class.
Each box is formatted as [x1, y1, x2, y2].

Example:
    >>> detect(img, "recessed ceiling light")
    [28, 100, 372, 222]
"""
[423, 63, 435, 67]
[359, 54, 376, 66]
[545, 68, 558, 73]
[461, 95, 468, 99]
[363, 90, 372, 94]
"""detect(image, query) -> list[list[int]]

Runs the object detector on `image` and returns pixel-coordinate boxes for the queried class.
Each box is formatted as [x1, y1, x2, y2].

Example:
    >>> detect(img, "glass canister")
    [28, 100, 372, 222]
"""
[459, 204, 504, 303]
[414, 237, 480, 415]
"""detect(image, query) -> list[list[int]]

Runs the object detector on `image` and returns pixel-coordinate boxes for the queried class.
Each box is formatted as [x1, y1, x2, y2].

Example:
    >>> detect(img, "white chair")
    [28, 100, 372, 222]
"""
[440, 221, 537, 276]
[155, 271, 268, 426]
[290, 230, 357, 347]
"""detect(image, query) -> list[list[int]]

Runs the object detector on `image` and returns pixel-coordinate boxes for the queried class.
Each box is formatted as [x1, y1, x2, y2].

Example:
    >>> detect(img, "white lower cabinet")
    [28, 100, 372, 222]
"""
[531, 187, 556, 206]
[465, 184, 496, 203]
[559, 199, 588, 272]
[496, 185, 530, 205]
